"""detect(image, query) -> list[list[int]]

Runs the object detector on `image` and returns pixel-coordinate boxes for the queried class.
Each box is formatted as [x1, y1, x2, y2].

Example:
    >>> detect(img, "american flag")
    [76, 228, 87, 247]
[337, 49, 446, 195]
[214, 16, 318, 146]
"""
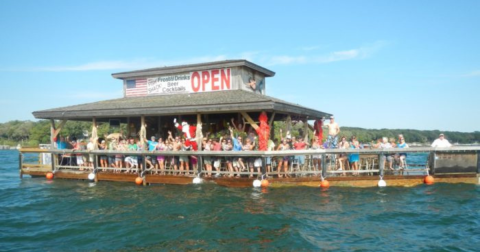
[125, 79, 147, 97]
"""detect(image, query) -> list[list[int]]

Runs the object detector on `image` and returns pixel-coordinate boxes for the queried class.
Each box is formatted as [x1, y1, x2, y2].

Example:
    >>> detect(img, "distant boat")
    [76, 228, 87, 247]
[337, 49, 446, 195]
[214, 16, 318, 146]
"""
[16, 144, 21, 150]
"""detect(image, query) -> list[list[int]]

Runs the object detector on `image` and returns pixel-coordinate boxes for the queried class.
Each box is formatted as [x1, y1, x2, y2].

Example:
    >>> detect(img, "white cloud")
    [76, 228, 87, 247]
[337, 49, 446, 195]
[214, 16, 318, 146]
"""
[463, 70, 480, 77]
[0, 41, 386, 72]
[0, 55, 228, 72]
[264, 40, 387, 66]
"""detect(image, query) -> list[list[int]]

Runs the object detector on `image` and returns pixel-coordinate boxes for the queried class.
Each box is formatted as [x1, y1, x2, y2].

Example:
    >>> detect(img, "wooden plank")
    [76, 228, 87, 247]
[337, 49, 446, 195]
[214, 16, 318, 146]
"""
[52, 120, 67, 139]
[20, 148, 52, 153]
[240, 111, 259, 130]
[55, 171, 89, 180]
[97, 172, 138, 182]
[214, 177, 256, 188]
[146, 175, 193, 185]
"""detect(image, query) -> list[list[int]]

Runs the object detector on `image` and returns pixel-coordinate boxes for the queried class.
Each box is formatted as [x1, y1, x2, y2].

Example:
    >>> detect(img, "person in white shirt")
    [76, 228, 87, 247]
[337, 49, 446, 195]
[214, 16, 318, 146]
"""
[379, 137, 394, 170]
[431, 133, 452, 147]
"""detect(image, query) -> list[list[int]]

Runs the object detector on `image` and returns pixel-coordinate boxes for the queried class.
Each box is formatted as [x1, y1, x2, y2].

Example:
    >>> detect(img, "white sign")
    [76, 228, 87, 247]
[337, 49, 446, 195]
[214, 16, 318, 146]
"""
[147, 68, 231, 95]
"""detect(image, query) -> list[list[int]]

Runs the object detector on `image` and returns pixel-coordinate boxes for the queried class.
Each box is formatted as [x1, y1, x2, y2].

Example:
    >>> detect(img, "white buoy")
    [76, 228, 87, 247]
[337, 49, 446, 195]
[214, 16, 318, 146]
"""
[192, 177, 203, 184]
[378, 179, 387, 187]
[253, 179, 261, 188]
[88, 173, 95, 181]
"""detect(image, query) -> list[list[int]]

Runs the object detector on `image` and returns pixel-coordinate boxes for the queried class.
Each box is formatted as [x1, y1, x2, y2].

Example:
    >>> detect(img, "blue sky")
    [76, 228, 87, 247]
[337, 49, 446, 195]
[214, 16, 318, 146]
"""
[1, 0, 479, 132]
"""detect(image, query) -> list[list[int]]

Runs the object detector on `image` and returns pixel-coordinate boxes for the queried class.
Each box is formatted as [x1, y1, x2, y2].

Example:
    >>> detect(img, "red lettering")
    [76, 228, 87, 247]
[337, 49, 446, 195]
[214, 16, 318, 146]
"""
[201, 71, 210, 92]
[211, 69, 220, 91]
[221, 68, 231, 90]
[191, 72, 201, 92]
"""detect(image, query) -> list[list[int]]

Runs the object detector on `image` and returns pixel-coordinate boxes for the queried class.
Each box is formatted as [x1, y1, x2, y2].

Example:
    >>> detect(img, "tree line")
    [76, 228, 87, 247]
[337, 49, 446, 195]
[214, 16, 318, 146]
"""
[0, 120, 478, 147]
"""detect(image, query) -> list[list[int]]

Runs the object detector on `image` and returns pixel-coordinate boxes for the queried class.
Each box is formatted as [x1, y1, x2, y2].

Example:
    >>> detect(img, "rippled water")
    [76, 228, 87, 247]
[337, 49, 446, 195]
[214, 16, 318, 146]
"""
[1, 150, 479, 251]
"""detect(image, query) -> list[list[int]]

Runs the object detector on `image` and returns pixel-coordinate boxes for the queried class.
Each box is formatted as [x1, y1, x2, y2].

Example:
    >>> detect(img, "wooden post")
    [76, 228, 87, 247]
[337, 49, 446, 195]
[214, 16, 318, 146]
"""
[19, 151, 23, 178]
[140, 116, 146, 143]
[286, 115, 292, 134]
[379, 154, 385, 178]
[321, 153, 326, 178]
[50, 119, 55, 148]
[142, 153, 147, 186]
[93, 154, 99, 183]
[261, 157, 267, 178]
[196, 113, 203, 150]
[51, 153, 55, 173]
[268, 112, 276, 127]
[92, 118, 98, 150]
[196, 113, 203, 177]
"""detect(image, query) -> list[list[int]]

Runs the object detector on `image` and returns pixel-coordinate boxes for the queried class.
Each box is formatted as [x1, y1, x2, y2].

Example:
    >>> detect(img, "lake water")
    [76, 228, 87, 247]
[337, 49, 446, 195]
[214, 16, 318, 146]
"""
[1, 150, 479, 251]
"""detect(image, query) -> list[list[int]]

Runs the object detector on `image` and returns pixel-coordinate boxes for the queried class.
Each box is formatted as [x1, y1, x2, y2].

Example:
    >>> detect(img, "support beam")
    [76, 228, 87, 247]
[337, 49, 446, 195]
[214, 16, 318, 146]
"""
[50, 119, 67, 146]
[94, 154, 99, 183]
[140, 116, 146, 143]
[303, 118, 309, 143]
[321, 154, 326, 178]
[240, 112, 259, 130]
[196, 113, 203, 150]
[19, 152, 23, 178]
[285, 115, 292, 133]
[92, 118, 98, 150]
[268, 112, 276, 127]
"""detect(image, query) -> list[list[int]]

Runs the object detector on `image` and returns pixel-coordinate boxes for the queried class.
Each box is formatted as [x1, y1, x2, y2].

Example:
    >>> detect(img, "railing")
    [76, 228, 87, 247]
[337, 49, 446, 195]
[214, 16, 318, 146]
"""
[19, 146, 480, 180]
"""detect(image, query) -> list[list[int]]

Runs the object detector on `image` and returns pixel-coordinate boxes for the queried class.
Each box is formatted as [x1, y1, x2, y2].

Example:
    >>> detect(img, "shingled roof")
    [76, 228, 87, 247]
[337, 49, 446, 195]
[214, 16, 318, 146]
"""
[112, 59, 275, 79]
[32, 90, 331, 120]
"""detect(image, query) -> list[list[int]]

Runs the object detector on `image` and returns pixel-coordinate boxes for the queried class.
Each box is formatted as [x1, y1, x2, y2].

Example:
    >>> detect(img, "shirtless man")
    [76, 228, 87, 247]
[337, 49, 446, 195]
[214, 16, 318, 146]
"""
[169, 131, 182, 175]
[245, 77, 264, 94]
[324, 116, 340, 149]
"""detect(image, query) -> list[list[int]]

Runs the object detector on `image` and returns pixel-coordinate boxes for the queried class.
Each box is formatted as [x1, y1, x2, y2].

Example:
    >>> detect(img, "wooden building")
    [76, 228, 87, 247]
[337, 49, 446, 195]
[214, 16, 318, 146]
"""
[33, 60, 331, 142]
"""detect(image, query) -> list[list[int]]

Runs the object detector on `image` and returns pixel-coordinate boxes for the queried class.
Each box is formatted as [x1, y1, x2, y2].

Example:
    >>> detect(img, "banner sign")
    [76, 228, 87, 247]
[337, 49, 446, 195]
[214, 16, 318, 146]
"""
[147, 68, 231, 95]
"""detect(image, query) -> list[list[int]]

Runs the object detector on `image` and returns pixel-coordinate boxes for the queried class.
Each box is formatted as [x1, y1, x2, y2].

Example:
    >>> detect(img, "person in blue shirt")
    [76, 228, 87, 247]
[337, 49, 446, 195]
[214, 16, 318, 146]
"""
[55, 136, 70, 165]
[145, 136, 158, 169]
[230, 127, 243, 177]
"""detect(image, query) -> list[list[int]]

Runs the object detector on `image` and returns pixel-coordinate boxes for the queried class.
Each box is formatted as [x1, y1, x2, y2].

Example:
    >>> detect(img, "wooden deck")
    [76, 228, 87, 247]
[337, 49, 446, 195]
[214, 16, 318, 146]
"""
[19, 147, 480, 187]
[20, 168, 479, 188]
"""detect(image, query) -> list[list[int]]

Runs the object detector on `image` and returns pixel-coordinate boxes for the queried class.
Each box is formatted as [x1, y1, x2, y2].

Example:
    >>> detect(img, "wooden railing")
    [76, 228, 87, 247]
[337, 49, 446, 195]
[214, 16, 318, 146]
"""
[19, 146, 480, 180]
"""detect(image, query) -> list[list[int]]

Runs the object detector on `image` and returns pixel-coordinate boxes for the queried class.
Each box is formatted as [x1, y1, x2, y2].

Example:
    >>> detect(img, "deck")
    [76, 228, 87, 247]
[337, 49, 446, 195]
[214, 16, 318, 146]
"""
[19, 146, 480, 188]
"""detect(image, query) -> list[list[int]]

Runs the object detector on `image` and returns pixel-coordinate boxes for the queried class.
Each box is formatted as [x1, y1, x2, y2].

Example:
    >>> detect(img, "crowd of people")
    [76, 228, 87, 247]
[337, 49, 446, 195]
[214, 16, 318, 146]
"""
[53, 116, 453, 178]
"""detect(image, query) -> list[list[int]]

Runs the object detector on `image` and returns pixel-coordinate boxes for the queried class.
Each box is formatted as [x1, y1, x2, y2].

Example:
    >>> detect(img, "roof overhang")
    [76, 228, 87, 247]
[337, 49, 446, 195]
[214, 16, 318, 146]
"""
[33, 90, 331, 120]
[111, 59, 275, 79]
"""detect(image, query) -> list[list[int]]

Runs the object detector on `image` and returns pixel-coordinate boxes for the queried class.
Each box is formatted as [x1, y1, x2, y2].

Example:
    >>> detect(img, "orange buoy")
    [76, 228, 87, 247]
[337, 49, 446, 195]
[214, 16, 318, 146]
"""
[424, 175, 434, 185]
[261, 179, 269, 187]
[135, 177, 143, 185]
[320, 180, 330, 188]
[46, 172, 54, 180]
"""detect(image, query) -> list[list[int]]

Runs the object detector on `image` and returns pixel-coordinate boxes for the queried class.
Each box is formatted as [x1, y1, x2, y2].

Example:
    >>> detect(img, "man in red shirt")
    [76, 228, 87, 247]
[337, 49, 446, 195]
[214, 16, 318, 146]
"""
[293, 137, 308, 169]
